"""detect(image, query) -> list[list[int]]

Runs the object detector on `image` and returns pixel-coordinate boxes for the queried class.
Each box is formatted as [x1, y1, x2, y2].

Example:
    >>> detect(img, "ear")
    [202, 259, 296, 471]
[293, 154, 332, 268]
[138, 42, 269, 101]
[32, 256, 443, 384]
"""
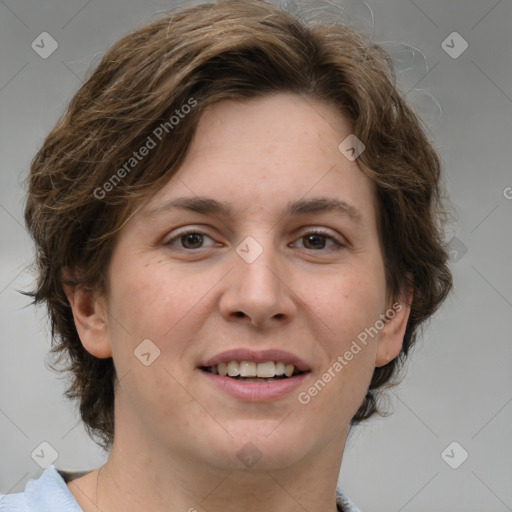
[375, 287, 413, 367]
[62, 267, 112, 359]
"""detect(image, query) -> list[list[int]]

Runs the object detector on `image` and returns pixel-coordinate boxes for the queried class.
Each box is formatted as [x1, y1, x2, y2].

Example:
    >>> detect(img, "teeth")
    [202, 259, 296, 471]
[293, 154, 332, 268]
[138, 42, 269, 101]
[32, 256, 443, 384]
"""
[275, 361, 285, 376]
[217, 362, 228, 376]
[239, 361, 257, 377]
[208, 361, 300, 378]
[256, 361, 275, 378]
[284, 364, 294, 377]
[227, 361, 240, 377]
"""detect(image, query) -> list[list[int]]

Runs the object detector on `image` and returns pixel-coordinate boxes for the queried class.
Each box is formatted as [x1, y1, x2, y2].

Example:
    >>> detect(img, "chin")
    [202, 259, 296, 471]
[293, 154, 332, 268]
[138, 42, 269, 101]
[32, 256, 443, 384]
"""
[196, 419, 318, 471]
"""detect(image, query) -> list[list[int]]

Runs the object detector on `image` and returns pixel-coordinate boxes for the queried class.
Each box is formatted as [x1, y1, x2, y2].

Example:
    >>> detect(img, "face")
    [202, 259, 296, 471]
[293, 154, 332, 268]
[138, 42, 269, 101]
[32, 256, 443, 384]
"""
[72, 93, 409, 472]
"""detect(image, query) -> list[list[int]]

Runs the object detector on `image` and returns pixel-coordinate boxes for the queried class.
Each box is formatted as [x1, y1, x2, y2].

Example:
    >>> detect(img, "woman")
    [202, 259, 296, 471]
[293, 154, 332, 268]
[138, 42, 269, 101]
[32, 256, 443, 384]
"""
[1, 1, 452, 510]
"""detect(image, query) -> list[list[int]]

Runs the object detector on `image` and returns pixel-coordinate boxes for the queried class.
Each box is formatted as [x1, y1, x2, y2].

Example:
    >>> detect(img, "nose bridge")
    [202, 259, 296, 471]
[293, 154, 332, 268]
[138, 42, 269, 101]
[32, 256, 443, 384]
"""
[236, 233, 282, 300]
[220, 232, 296, 326]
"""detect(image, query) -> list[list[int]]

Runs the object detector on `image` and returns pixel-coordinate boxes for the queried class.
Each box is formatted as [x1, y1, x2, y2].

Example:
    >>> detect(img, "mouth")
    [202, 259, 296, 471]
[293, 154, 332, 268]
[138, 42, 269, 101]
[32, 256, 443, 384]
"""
[199, 360, 307, 382]
[197, 349, 311, 400]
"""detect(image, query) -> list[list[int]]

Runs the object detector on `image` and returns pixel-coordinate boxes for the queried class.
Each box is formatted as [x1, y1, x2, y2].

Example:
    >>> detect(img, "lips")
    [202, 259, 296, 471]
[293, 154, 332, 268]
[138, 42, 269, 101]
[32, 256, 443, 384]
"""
[204, 360, 298, 380]
[197, 349, 311, 400]
[199, 348, 311, 373]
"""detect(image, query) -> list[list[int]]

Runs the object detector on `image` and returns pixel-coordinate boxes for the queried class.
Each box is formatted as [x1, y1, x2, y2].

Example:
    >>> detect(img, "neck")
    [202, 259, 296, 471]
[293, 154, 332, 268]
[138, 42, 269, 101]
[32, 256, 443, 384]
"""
[97, 420, 347, 512]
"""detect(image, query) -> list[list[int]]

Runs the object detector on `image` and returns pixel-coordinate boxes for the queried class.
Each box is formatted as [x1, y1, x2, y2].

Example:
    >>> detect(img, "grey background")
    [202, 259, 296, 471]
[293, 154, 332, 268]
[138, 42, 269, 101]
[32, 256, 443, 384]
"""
[1, 1, 511, 511]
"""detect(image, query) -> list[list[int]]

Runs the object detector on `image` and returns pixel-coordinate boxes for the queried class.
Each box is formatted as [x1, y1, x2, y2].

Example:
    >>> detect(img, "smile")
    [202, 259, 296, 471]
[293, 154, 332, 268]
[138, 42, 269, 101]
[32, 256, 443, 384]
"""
[197, 349, 311, 401]
[201, 360, 304, 381]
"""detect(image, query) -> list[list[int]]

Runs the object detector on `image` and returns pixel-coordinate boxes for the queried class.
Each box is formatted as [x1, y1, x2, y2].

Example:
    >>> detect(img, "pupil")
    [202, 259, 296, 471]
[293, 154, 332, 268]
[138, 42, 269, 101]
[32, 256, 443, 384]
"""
[305, 234, 325, 249]
[182, 233, 203, 248]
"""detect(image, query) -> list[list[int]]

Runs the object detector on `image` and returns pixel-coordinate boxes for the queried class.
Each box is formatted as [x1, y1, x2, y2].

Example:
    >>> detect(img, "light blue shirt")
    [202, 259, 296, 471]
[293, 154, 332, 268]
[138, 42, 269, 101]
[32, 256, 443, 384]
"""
[0, 466, 82, 512]
[1, 465, 361, 511]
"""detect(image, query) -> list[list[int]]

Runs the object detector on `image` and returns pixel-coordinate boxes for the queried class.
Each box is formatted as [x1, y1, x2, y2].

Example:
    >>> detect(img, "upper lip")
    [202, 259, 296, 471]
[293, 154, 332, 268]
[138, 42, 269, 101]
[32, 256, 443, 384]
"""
[199, 349, 311, 372]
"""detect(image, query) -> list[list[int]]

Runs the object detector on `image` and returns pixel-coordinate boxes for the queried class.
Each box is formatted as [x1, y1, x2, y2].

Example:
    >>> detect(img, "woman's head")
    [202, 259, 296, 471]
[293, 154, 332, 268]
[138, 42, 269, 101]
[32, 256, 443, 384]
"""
[24, 0, 452, 454]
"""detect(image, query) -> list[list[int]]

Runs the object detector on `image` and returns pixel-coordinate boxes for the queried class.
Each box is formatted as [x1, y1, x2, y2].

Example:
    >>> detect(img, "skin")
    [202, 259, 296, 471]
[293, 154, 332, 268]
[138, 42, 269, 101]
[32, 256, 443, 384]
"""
[64, 93, 411, 512]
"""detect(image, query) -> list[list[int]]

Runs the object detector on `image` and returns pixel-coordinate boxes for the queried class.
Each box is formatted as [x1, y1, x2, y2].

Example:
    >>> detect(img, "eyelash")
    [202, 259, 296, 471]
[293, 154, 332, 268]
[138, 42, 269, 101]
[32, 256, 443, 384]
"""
[165, 229, 346, 252]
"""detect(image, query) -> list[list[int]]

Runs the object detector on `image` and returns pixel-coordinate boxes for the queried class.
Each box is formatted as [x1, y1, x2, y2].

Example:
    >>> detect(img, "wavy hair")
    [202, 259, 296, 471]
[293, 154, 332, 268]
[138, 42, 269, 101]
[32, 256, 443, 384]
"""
[24, 0, 452, 450]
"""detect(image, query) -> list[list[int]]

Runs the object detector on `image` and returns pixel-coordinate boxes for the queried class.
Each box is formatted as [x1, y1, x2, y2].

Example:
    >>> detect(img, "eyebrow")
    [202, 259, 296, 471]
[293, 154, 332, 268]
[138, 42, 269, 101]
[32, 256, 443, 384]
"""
[143, 195, 364, 224]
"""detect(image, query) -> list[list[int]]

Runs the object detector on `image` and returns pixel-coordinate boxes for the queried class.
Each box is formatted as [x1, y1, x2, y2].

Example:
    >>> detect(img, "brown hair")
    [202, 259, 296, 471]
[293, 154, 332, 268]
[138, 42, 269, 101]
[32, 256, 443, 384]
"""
[24, 0, 452, 450]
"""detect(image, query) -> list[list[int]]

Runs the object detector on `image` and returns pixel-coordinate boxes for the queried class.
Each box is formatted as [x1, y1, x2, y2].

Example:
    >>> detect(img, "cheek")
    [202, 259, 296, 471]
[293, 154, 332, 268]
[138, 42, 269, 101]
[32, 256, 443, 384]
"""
[106, 257, 199, 337]
[300, 322, 378, 430]
[105, 257, 224, 378]
[314, 263, 386, 414]
[311, 263, 387, 346]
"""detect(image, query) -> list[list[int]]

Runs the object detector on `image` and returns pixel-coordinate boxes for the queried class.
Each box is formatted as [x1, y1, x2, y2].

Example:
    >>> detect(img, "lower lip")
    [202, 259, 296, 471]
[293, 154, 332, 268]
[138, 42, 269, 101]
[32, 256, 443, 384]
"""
[199, 369, 309, 401]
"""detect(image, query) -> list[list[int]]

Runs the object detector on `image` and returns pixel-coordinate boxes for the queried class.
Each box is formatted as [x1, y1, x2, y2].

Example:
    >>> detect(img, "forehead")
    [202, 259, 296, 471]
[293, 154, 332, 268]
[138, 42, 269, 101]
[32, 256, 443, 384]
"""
[142, 93, 377, 228]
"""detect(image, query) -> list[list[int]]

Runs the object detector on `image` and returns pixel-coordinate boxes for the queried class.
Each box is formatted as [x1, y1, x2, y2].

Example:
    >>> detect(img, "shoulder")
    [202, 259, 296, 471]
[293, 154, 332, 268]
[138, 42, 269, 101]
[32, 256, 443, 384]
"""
[0, 465, 85, 512]
[1, 468, 360, 512]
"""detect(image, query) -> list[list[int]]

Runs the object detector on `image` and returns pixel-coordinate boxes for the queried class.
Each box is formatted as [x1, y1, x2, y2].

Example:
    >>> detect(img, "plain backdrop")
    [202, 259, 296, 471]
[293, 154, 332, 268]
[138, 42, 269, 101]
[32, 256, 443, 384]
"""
[1, 1, 511, 511]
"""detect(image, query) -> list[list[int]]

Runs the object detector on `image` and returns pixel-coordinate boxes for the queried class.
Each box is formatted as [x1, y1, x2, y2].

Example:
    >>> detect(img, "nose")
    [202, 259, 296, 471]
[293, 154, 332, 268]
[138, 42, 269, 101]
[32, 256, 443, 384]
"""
[218, 242, 297, 328]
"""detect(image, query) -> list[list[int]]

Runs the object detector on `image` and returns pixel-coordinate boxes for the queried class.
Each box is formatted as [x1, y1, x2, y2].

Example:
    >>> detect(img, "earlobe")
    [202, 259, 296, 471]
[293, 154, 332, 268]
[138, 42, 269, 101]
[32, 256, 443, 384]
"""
[62, 268, 112, 359]
[375, 289, 413, 367]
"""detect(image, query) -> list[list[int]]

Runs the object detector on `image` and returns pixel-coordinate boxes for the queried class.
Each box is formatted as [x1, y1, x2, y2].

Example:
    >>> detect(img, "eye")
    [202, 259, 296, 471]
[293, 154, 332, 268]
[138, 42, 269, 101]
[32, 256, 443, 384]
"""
[291, 230, 345, 251]
[165, 230, 217, 250]
[164, 228, 345, 252]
